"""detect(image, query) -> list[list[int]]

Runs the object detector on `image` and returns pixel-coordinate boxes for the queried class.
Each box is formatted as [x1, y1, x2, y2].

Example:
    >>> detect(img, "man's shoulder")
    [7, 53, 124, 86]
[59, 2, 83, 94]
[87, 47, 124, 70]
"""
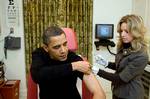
[32, 47, 47, 57]
[68, 51, 83, 61]
[32, 47, 44, 53]
[68, 51, 78, 57]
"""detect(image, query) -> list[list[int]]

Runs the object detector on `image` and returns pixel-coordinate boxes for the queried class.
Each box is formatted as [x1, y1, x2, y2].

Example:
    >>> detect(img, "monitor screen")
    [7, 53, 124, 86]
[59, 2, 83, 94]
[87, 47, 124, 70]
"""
[95, 24, 114, 39]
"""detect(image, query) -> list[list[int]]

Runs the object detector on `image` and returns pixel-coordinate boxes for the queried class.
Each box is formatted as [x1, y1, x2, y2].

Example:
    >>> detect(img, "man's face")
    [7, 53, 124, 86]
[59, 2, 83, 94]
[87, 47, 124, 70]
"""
[44, 33, 68, 61]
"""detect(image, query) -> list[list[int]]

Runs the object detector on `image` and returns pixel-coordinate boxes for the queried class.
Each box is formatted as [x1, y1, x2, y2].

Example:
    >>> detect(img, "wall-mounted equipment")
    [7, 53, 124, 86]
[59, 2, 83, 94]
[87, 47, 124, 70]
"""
[4, 36, 21, 50]
[1, 28, 21, 59]
[4, 36, 21, 59]
[95, 24, 114, 40]
[94, 24, 115, 47]
[94, 24, 116, 55]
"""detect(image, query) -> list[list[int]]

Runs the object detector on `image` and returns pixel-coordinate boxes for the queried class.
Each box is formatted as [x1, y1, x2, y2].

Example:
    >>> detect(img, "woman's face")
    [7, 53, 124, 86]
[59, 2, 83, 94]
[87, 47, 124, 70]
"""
[120, 22, 133, 43]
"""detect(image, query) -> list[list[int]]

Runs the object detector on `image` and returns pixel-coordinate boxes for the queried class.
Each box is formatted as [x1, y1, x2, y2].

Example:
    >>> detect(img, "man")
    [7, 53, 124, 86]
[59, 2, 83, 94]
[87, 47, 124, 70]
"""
[31, 26, 105, 99]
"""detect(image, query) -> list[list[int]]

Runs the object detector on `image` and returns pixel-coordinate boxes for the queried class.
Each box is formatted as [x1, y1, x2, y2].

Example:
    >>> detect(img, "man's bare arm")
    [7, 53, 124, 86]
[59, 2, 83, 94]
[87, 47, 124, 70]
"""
[83, 73, 106, 99]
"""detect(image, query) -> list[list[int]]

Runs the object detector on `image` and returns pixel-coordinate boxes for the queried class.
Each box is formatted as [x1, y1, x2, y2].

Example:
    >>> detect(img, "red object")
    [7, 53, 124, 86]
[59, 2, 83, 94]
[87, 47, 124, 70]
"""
[0, 80, 20, 99]
[62, 28, 78, 52]
[82, 81, 93, 99]
[27, 73, 38, 99]
[27, 28, 92, 99]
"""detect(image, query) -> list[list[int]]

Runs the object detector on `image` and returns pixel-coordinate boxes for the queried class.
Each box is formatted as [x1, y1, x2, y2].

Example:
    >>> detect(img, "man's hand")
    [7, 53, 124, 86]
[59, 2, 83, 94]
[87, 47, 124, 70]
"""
[71, 61, 91, 74]
[95, 54, 108, 67]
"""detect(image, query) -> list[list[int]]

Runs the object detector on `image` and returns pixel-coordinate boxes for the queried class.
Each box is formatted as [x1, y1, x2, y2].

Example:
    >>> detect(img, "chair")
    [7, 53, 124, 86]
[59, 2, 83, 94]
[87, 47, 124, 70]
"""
[27, 72, 38, 99]
[27, 28, 92, 99]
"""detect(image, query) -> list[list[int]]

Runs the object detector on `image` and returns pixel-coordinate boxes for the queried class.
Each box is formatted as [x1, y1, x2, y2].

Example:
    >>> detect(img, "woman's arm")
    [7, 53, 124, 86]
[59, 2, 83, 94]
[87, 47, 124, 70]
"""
[83, 73, 106, 99]
[97, 69, 126, 85]
[107, 62, 116, 70]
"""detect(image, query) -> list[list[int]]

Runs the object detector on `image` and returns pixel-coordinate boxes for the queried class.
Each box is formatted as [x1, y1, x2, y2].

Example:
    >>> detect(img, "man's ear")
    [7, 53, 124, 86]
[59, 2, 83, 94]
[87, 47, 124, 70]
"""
[43, 44, 49, 52]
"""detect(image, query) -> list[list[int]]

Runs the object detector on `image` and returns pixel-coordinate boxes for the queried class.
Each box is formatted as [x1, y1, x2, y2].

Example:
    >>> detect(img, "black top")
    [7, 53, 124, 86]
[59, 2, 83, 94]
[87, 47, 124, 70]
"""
[31, 47, 83, 99]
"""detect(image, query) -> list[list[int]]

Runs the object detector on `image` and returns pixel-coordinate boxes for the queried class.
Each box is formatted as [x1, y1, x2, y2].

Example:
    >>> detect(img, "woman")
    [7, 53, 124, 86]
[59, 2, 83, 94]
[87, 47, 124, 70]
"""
[93, 14, 149, 99]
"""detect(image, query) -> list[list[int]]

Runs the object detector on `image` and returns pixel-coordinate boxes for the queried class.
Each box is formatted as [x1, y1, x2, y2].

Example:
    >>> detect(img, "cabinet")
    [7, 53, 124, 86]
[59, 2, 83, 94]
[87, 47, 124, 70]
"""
[0, 80, 20, 99]
[142, 70, 150, 99]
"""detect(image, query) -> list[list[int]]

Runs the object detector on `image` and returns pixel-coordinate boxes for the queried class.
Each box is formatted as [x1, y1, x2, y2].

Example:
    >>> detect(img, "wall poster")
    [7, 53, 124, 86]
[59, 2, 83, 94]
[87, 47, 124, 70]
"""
[6, 0, 19, 28]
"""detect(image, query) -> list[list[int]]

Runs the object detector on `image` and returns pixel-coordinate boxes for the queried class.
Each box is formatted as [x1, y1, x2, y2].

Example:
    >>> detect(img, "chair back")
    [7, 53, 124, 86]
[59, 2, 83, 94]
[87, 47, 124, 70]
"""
[27, 73, 38, 99]
[62, 28, 78, 52]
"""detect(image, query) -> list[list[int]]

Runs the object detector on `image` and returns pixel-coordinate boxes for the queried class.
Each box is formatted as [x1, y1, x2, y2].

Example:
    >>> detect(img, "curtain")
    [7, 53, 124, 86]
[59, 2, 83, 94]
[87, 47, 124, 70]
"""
[23, 0, 93, 72]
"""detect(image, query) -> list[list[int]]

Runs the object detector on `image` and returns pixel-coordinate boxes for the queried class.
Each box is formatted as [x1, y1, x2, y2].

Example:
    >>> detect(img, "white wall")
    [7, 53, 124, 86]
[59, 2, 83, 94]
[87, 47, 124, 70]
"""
[132, 0, 150, 72]
[93, 0, 132, 98]
[0, 0, 27, 99]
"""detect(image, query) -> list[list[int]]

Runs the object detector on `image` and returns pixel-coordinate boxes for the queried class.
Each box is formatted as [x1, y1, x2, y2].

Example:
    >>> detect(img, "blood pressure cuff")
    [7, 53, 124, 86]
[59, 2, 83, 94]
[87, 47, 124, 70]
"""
[4, 36, 21, 59]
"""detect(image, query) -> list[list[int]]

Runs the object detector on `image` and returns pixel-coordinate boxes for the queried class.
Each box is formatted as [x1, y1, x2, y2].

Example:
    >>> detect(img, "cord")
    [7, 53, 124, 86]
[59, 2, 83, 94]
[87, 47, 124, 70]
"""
[107, 45, 116, 56]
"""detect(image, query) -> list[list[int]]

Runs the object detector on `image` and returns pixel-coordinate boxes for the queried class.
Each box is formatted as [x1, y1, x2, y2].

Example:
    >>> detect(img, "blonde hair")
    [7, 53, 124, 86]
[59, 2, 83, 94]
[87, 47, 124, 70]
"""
[117, 14, 148, 53]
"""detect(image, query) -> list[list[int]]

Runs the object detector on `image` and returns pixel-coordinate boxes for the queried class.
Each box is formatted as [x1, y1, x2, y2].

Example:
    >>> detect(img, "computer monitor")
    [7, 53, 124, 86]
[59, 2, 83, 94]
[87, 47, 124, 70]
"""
[95, 24, 114, 39]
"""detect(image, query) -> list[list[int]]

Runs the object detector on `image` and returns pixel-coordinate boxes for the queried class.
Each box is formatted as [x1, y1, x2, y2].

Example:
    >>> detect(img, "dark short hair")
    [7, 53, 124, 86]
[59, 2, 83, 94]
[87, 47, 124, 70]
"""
[42, 26, 65, 45]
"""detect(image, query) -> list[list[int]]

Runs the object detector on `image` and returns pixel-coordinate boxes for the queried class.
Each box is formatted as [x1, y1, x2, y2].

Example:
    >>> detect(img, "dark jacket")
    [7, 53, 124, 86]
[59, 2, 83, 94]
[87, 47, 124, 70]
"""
[31, 47, 83, 99]
[98, 49, 148, 99]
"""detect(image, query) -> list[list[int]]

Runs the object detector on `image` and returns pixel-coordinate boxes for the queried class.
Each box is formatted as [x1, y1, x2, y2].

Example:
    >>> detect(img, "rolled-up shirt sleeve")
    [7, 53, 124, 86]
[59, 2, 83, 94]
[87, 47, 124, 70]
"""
[31, 49, 84, 84]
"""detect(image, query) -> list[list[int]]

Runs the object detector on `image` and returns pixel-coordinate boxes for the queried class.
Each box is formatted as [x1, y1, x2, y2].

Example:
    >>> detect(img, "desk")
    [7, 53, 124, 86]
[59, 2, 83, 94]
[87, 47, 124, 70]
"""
[0, 80, 20, 99]
[0, 81, 6, 99]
